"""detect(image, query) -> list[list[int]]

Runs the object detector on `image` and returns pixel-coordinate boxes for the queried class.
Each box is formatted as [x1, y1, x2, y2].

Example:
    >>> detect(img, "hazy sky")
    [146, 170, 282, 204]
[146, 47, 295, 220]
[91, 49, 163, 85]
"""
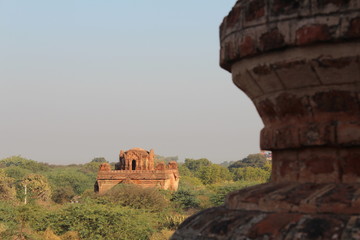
[0, 0, 263, 164]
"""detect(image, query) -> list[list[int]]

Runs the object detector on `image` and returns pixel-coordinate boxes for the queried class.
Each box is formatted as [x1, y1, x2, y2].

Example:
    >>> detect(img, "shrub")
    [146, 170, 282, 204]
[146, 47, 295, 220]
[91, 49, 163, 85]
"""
[209, 181, 262, 206]
[177, 164, 193, 177]
[60, 231, 80, 240]
[0, 170, 17, 201]
[170, 189, 200, 210]
[46, 169, 94, 195]
[0, 156, 50, 172]
[178, 176, 205, 192]
[22, 174, 52, 202]
[162, 214, 187, 230]
[100, 184, 168, 211]
[52, 186, 76, 204]
[4, 166, 31, 180]
[50, 203, 157, 240]
[150, 229, 174, 240]
[228, 154, 267, 169]
[0, 201, 17, 239]
[43, 228, 61, 240]
[196, 164, 233, 185]
[231, 167, 270, 182]
[16, 204, 51, 232]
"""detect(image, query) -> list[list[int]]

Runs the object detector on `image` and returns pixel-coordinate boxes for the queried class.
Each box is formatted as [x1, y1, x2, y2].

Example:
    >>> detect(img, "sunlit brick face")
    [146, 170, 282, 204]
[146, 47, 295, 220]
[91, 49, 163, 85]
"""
[172, 1, 360, 239]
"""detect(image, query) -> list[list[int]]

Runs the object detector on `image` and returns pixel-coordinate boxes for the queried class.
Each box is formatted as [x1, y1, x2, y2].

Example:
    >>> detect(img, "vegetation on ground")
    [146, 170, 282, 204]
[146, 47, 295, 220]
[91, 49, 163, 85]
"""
[0, 154, 271, 239]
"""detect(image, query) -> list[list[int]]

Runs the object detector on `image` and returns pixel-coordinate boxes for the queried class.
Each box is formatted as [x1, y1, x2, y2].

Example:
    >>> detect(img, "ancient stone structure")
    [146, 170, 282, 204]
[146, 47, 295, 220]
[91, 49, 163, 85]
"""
[173, 0, 360, 239]
[95, 148, 179, 194]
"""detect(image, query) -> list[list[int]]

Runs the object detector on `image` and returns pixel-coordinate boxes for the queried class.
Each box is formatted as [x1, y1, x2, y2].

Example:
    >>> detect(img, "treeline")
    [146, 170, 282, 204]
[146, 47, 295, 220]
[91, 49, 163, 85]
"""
[0, 154, 271, 240]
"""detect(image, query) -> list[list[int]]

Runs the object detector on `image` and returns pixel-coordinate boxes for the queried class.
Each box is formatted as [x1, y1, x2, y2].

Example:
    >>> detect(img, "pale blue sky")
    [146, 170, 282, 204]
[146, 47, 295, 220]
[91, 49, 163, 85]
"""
[0, 0, 263, 164]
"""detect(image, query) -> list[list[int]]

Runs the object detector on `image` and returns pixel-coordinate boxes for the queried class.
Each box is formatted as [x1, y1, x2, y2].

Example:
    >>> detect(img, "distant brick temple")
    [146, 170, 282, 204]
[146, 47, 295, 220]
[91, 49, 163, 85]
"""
[95, 148, 179, 194]
[173, 0, 360, 239]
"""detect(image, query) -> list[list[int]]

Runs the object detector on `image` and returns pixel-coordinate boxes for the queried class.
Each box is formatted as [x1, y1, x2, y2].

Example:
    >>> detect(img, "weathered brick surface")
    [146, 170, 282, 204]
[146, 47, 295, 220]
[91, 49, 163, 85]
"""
[260, 29, 285, 51]
[245, 0, 266, 22]
[298, 148, 340, 183]
[296, 24, 331, 45]
[271, 0, 306, 16]
[223, 182, 360, 214]
[256, 100, 277, 125]
[220, 0, 360, 71]
[172, 205, 360, 239]
[337, 122, 360, 146]
[347, 17, 360, 37]
[340, 148, 360, 182]
[232, 71, 264, 99]
[272, 150, 299, 182]
[239, 36, 256, 57]
[250, 65, 284, 93]
[232, 49, 360, 150]
[312, 56, 360, 84]
[172, 0, 360, 239]
[273, 60, 320, 89]
[299, 122, 336, 146]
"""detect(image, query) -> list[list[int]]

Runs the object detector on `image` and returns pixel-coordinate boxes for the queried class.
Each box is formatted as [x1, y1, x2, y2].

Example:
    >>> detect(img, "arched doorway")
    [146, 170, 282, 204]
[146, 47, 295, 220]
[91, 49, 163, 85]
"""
[131, 160, 136, 170]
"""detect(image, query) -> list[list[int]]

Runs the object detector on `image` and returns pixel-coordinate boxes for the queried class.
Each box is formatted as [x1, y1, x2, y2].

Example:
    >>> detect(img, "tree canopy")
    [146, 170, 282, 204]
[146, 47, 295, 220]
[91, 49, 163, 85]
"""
[0, 153, 271, 239]
[0, 156, 50, 172]
[22, 174, 52, 202]
[196, 164, 233, 185]
[90, 157, 107, 163]
[0, 170, 16, 201]
[184, 158, 211, 172]
[228, 153, 268, 169]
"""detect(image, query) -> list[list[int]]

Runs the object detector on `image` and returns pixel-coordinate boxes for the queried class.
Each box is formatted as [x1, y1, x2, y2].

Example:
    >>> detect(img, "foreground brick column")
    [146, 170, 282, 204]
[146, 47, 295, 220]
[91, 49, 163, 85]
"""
[173, 1, 360, 239]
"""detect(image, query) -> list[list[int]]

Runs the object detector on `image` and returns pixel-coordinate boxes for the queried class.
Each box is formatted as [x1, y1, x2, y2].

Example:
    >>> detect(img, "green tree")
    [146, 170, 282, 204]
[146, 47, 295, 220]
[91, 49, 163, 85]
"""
[82, 157, 109, 174]
[228, 154, 267, 169]
[82, 162, 104, 173]
[100, 184, 168, 211]
[0, 201, 17, 239]
[184, 158, 211, 172]
[47, 169, 94, 195]
[22, 174, 51, 203]
[52, 186, 76, 204]
[219, 161, 235, 168]
[263, 160, 272, 172]
[90, 157, 107, 163]
[0, 170, 16, 201]
[231, 166, 270, 182]
[209, 181, 262, 206]
[171, 189, 200, 209]
[178, 164, 193, 177]
[50, 203, 157, 240]
[0, 156, 50, 172]
[4, 166, 31, 180]
[196, 164, 233, 185]
[178, 176, 204, 191]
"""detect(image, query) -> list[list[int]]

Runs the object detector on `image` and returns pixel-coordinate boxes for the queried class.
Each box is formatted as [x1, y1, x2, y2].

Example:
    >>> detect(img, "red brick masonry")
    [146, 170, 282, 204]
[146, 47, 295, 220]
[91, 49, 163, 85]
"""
[172, 0, 360, 239]
[95, 148, 179, 194]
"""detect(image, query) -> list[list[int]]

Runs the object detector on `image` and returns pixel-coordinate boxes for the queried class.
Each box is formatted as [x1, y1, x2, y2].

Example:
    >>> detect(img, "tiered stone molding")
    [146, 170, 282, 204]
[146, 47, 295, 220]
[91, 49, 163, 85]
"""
[173, 0, 360, 239]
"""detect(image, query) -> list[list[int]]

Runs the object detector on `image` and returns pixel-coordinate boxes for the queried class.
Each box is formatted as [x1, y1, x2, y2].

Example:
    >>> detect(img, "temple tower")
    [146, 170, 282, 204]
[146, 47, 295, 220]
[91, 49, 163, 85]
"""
[173, 0, 360, 239]
[117, 148, 155, 171]
[96, 148, 179, 194]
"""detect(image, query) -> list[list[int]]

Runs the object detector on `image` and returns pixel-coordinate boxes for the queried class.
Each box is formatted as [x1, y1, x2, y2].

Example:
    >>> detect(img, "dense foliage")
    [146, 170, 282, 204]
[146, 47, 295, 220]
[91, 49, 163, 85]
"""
[228, 153, 268, 169]
[0, 154, 271, 239]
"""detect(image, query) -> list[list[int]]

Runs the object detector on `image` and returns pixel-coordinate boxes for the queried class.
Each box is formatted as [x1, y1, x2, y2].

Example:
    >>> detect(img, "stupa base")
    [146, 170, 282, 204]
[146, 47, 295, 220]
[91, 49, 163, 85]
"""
[172, 182, 360, 239]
